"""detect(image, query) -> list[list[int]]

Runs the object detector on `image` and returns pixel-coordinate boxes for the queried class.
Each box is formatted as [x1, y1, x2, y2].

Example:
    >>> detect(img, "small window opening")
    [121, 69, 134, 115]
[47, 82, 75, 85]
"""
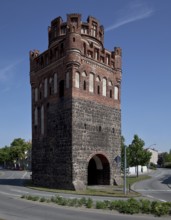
[73, 37, 75, 42]
[49, 86, 52, 95]
[97, 85, 100, 94]
[83, 43, 86, 55]
[99, 126, 101, 132]
[59, 80, 65, 98]
[112, 128, 115, 133]
[39, 91, 42, 100]
[84, 123, 87, 129]
[60, 43, 64, 57]
[83, 80, 86, 90]
[110, 89, 112, 98]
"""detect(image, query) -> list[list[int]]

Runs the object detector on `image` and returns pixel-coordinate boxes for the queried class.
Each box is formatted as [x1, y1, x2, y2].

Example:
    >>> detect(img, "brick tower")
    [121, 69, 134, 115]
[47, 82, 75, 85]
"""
[30, 14, 122, 190]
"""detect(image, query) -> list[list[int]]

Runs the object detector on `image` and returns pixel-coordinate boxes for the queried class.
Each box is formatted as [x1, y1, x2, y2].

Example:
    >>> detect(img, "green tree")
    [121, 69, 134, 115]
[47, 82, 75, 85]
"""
[127, 135, 152, 177]
[0, 146, 11, 168]
[0, 138, 31, 169]
[10, 138, 31, 169]
[161, 151, 171, 168]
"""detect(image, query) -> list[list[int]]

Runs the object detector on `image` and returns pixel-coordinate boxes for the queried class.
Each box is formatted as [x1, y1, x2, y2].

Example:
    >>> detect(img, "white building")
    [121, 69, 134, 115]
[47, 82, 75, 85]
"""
[147, 148, 158, 165]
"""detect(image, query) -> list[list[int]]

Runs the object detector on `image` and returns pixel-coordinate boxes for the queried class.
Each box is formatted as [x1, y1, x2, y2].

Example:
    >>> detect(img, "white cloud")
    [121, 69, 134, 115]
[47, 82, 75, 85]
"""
[105, 1, 154, 31]
[0, 59, 23, 83]
[0, 59, 24, 93]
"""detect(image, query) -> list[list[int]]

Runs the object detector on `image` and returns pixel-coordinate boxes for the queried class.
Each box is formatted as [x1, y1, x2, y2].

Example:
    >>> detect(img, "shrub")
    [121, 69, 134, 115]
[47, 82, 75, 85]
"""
[53, 195, 63, 204]
[149, 163, 157, 170]
[51, 196, 55, 203]
[113, 198, 140, 214]
[109, 201, 117, 210]
[31, 196, 40, 201]
[68, 198, 78, 207]
[127, 198, 140, 214]
[21, 194, 27, 199]
[164, 162, 171, 168]
[59, 198, 68, 206]
[114, 200, 127, 213]
[80, 197, 87, 206]
[27, 195, 34, 200]
[39, 197, 46, 202]
[77, 198, 84, 207]
[96, 201, 106, 209]
[151, 201, 171, 216]
[140, 199, 151, 214]
[86, 198, 93, 208]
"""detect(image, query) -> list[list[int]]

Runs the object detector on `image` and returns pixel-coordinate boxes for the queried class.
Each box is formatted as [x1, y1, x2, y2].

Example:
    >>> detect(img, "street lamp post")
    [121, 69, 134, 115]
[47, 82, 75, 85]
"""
[123, 145, 127, 195]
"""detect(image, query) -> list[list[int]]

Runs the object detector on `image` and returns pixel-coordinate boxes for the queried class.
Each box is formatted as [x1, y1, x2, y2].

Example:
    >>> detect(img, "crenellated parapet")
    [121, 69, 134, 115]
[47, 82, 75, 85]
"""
[48, 14, 104, 47]
[30, 14, 122, 78]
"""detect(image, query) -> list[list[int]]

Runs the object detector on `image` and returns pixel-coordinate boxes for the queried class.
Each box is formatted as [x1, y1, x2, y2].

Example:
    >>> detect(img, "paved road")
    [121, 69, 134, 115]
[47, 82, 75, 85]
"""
[0, 170, 125, 201]
[0, 169, 171, 220]
[132, 168, 171, 202]
[0, 192, 166, 220]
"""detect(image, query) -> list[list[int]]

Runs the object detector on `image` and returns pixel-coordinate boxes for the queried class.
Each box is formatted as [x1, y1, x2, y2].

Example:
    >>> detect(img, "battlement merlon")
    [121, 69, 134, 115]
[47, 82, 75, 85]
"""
[114, 47, 122, 56]
[114, 47, 122, 83]
[30, 50, 40, 60]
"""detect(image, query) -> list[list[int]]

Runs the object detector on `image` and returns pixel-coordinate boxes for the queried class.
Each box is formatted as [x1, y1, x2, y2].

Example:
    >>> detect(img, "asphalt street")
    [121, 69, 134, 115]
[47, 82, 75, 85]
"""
[132, 168, 171, 202]
[0, 170, 125, 201]
[0, 169, 171, 220]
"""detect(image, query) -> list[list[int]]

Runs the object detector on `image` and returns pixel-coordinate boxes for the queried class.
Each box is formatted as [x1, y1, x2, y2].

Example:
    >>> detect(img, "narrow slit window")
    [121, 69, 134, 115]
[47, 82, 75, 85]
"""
[83, 80, 86, 90]
[97, 85, 100, 94]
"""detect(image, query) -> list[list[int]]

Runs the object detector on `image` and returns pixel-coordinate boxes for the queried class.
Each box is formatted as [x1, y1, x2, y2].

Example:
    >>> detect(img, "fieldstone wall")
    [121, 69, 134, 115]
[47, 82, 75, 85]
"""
[32, 97, 122, 189]
[72, 98, 121, 187]
[32, 98, 74, 189]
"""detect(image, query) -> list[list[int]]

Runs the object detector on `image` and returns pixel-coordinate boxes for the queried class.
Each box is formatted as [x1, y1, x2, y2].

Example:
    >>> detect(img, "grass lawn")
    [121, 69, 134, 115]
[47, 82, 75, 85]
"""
[127, 175, 151, 187]
[25, 175, 151, 198]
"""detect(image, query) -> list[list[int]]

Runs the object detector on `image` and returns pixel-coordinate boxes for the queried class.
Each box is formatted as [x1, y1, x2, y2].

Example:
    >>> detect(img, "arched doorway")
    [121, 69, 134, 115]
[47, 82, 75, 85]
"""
[88, 154, 110, 185]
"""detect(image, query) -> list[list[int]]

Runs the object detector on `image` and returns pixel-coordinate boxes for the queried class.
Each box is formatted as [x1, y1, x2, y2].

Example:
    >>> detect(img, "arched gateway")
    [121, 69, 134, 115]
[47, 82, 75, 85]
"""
[88, 154, 110, 185]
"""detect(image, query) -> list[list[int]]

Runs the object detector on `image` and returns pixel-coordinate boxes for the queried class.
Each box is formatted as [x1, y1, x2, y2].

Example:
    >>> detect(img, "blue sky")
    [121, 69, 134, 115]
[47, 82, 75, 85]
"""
[0, 0, 170, 152]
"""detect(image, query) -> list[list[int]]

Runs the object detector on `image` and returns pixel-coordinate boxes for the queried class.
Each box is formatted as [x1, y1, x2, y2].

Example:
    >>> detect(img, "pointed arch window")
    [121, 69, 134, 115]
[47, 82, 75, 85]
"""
[39, 84, 42, 100]
[54, 73, 57, 94]
[44, 78, 48, 98]
[34, 107, 38, 126]
[66, 72, 69, 88]
[35, 88, 38, 102]
[41, 105, 44, 135]
[102, 78, 107, 96]
[114, 86, 119, 100]
[49, 78, 53, 95]
[82, 71, 87, 77]
[75, 72, 80, 88]
[89, 73, 94, 93]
